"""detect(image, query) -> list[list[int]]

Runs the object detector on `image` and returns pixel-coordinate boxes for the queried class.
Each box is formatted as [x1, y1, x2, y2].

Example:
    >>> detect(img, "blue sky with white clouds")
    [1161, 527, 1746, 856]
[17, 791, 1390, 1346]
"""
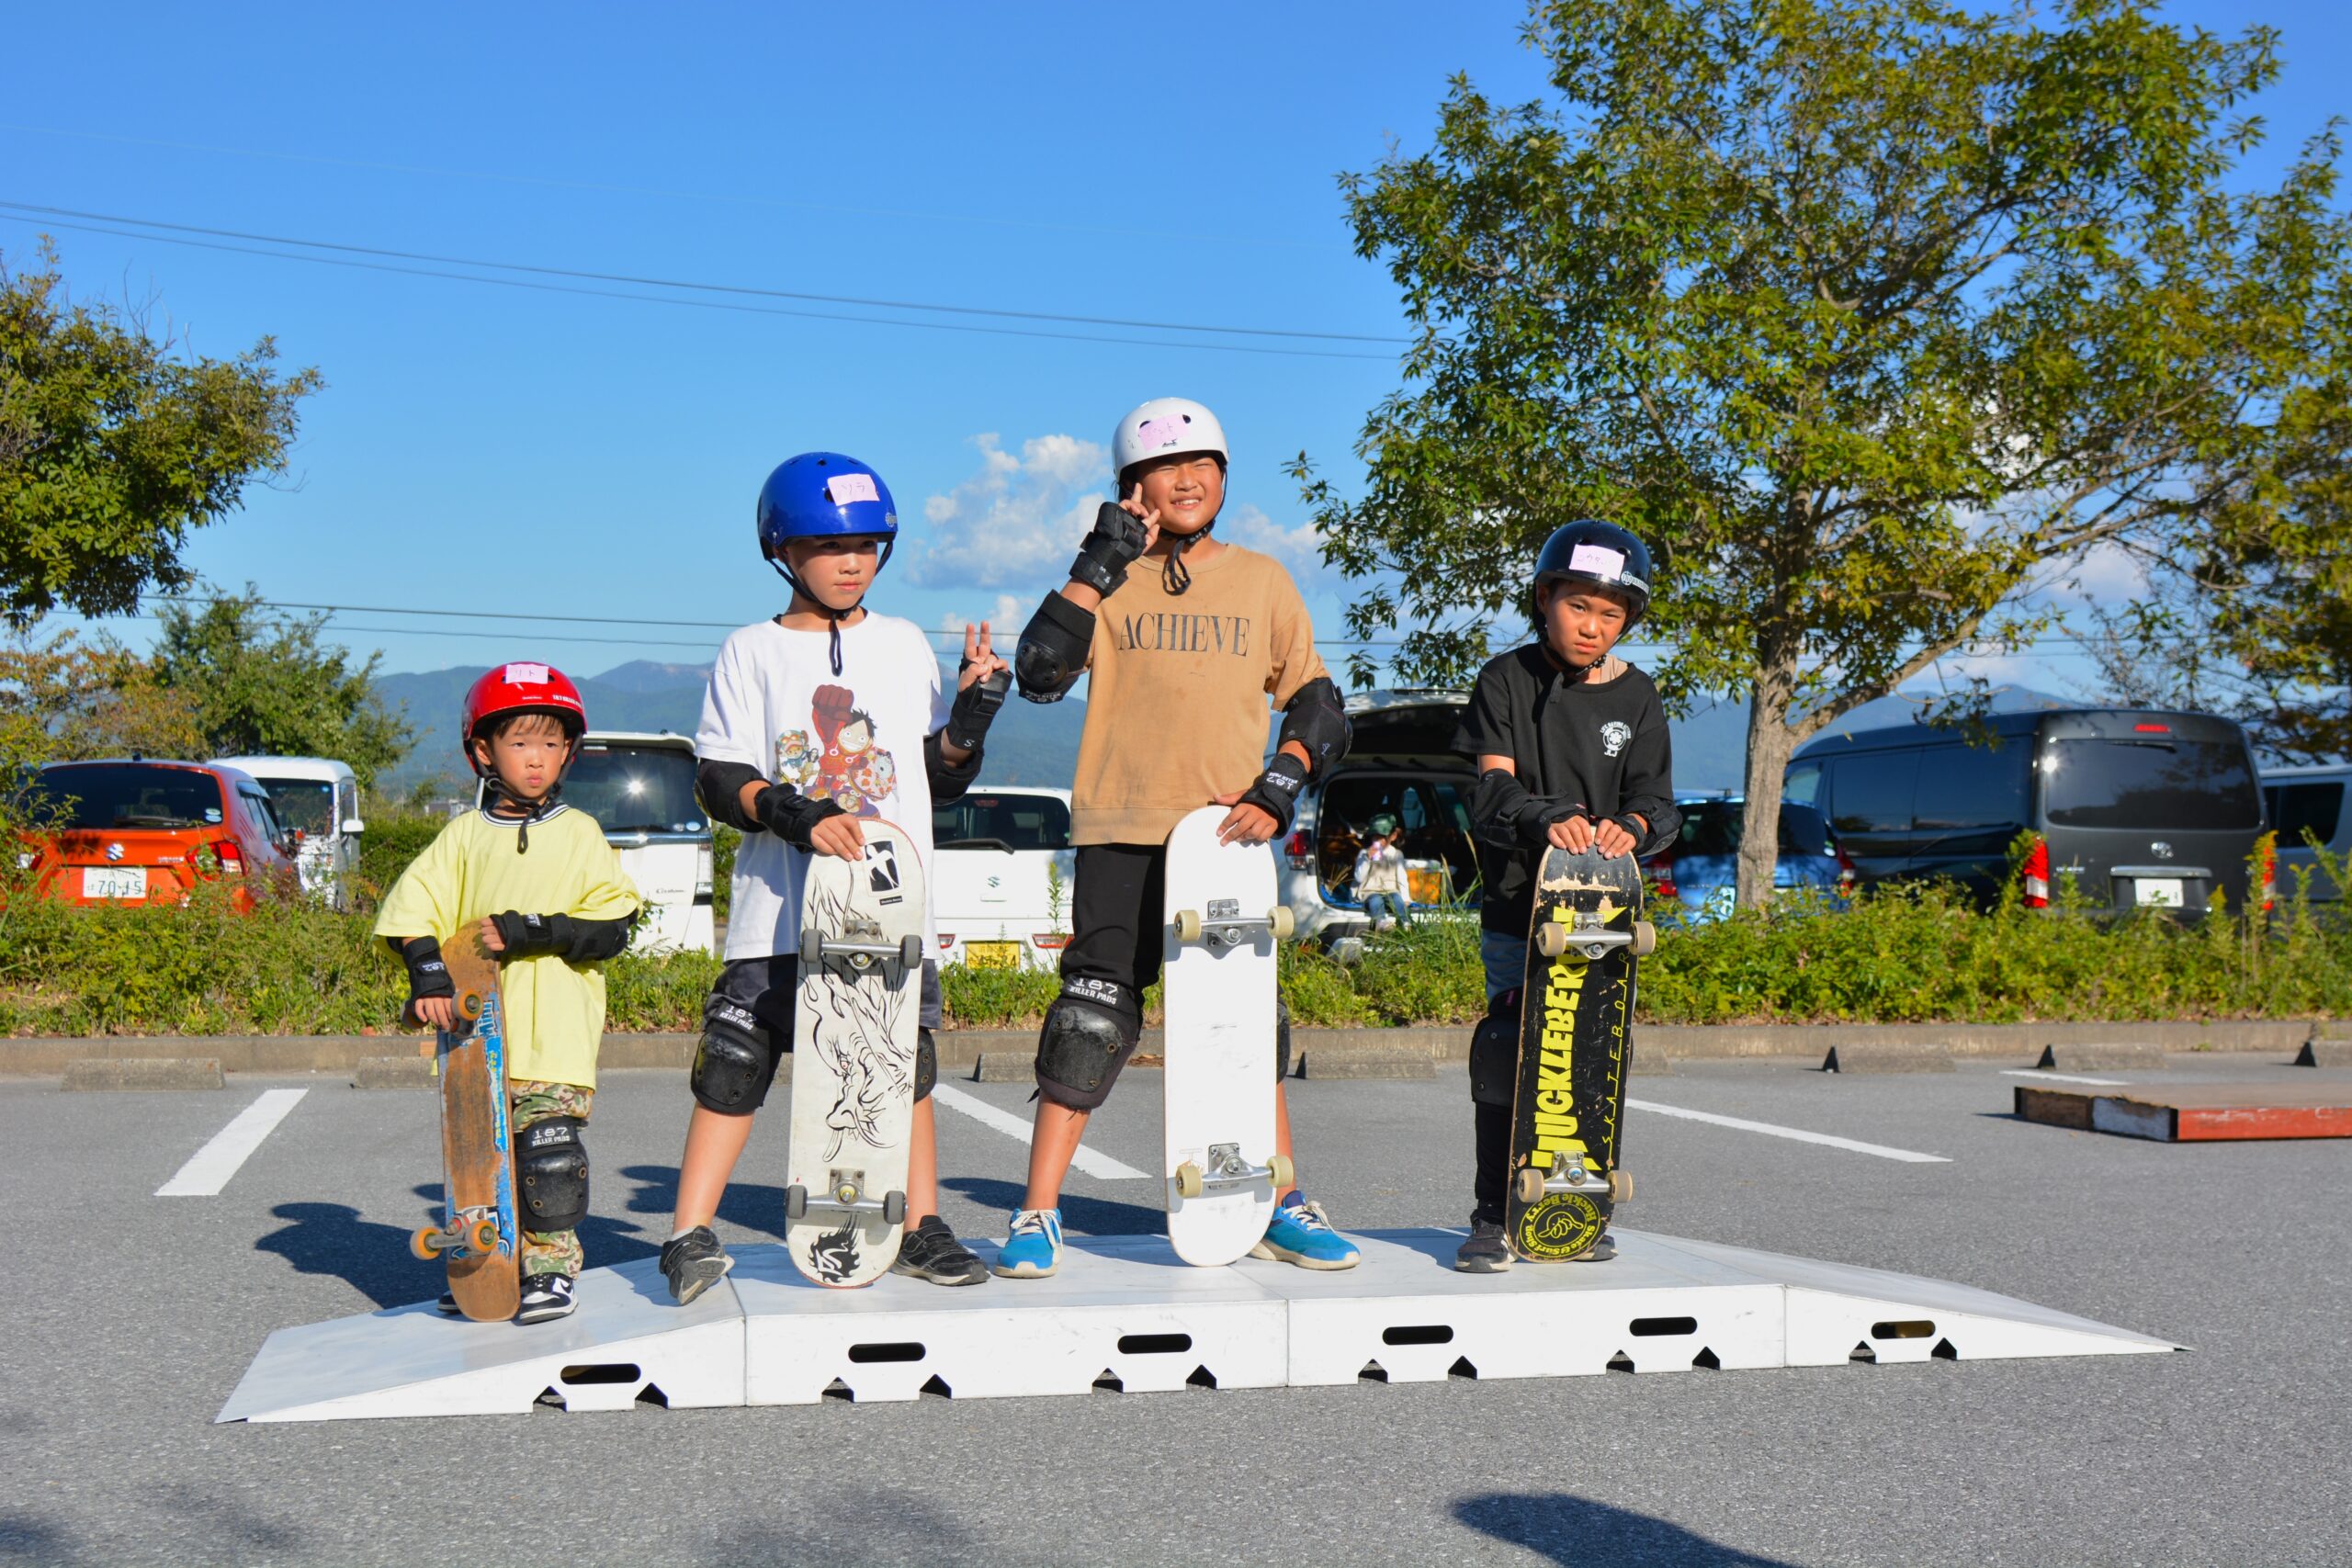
[6, 2, 2346, 693]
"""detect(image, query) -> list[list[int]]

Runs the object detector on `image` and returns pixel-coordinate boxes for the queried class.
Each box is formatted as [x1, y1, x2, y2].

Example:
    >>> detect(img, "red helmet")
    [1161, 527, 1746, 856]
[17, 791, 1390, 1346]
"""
[461, 661, 587, 774]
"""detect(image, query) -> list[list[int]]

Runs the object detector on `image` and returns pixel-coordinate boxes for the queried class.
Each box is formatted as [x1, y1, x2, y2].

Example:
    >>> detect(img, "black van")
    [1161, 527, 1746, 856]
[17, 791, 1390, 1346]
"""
[1785, 708, 2267, 914]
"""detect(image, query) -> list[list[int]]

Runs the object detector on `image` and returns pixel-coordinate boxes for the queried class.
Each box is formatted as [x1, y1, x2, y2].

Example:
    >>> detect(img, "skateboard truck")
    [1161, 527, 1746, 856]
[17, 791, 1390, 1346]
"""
[410, 1205, 503, 1261]
[1534, 912, 1657, 961]
[1172, 899, 1296, 949]
[786, 1168, 910, 1227]
[798, 923, 926, 973]
[1512, 1161, 1634, 1205]
[1171, 1141, 1295, 1200]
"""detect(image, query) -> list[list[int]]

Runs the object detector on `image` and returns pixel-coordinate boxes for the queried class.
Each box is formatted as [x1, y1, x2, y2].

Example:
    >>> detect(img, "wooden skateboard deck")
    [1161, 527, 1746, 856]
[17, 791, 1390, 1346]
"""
[1504, 848, 1654, 1262]
[786, 818, 924, 1288]
[1161, 806, 1296, 1267]
[408, 941, 520, 1321]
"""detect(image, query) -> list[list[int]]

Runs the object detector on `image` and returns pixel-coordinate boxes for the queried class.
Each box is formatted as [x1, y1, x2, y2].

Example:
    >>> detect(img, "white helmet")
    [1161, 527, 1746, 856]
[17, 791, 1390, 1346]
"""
[1112, 397, 1228, 482]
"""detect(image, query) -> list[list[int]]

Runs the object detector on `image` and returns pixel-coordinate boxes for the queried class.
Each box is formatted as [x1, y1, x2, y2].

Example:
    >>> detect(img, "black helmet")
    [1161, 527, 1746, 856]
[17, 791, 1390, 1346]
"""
[1531, 521, 1654, 626]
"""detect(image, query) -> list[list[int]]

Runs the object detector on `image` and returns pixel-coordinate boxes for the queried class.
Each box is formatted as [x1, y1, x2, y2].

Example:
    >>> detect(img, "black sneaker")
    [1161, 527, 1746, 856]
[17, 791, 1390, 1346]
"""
[661, 1225, 733, 1305]
[890, 1215, 989, 1286]
[1454, 1219, 1512, 1273]
[1568, 1230, 1617, 1263]
[515, 1273, 577, 1324]
[434, 1291, 462, 1316]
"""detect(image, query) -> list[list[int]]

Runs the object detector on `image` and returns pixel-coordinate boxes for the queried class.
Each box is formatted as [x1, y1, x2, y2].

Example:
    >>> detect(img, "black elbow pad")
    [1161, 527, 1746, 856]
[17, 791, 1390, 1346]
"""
[1277, 676, 1351, 777]
[1015, 591, 1095, 704]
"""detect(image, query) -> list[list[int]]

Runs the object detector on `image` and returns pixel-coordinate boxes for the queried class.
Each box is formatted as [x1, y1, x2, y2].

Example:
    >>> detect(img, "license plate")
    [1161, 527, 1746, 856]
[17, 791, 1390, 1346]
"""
[964, 941, 1021, 969]
[2132, 877, 2185, 908]
[81, 866, 148, 899]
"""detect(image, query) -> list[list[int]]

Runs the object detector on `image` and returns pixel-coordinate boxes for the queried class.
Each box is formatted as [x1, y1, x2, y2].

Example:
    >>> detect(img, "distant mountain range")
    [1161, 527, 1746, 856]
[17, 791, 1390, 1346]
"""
[377, 659, 2067, 798]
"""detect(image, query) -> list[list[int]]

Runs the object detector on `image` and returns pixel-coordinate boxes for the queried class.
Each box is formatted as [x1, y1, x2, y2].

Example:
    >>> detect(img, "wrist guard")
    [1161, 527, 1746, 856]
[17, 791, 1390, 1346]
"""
[945, 663, 1011, 752]
[1236, 751, 1312, 835]
[753, 784, 846, 849]
[1068, 502, 1151, 597]
[394, 936, 454, 1003]
[490, 910, 572, 958]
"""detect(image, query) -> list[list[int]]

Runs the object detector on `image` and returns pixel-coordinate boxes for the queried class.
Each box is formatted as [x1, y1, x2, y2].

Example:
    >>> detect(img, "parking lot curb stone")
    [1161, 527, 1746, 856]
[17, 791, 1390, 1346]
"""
[1822, 1043, 1956, 1074]
[61, 1057, 224, 1091]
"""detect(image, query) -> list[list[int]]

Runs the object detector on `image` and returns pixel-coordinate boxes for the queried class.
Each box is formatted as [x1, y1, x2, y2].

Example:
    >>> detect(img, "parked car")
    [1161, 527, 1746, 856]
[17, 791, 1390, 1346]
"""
[1276, 689, 1482, 945]
[2261, 762, 2349, 905]
[16, 759, 300, 909]
[212, 755, 362, 909]
[932, 787, 1076, 971]
[1647, 795, 1852, 921]
[1786, 708, 2268, 914]
[481, 731, 717, 954]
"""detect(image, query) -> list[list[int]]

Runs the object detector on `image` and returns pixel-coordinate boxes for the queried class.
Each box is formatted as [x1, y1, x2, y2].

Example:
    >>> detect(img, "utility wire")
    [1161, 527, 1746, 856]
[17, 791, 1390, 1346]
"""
[0, 199, 1408, 344]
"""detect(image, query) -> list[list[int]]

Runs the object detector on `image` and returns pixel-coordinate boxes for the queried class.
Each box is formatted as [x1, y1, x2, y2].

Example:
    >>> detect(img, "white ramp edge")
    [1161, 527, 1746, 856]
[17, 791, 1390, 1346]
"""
[217, 1229, 2183, 1423]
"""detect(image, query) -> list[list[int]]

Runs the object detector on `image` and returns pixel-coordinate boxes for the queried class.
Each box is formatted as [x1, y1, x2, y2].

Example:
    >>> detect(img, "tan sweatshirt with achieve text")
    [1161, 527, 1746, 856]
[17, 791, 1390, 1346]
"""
[1069, 543, 1327, 845]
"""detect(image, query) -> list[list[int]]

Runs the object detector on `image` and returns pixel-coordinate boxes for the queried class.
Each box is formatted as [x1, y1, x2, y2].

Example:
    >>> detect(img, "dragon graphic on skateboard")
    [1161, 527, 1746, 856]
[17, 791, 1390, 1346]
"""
[1160, 806, 1296, 1267]
[408, 940, 521, 1321]
[1504, 846, 1656, 1262]
[786, 818, 926, 1287]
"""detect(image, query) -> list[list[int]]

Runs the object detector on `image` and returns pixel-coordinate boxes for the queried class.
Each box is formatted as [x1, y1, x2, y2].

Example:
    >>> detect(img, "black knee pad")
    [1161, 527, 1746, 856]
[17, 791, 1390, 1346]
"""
[1273, 1000, 1294, 1081]
[691, 993, 777, 1114]
[1469, 988, 1521, 1109]
[915, 1027, 937, 1103]
[514, 1116, 588, 1232]
[1034, 998, 1136, 1111]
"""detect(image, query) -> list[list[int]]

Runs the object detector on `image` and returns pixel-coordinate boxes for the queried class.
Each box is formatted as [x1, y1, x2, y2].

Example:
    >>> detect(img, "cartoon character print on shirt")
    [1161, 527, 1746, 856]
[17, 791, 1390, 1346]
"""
[776, 682, 899, 817]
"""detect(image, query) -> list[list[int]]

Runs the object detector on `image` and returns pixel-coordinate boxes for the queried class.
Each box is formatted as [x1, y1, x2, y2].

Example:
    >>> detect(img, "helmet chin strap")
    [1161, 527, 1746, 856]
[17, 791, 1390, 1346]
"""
[474, 736, 578, 853]
[770, 540, 893, 675]
[1160, 519, 1215, 596]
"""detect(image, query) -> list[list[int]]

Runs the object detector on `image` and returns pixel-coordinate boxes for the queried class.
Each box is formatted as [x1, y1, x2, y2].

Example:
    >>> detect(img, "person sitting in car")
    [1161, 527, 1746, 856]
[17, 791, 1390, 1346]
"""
[1353, 813, 1410, 931]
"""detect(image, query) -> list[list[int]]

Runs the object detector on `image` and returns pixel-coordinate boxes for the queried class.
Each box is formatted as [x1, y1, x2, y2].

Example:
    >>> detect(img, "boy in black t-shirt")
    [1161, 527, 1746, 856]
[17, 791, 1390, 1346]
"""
[1453, 520, 1681, 1272]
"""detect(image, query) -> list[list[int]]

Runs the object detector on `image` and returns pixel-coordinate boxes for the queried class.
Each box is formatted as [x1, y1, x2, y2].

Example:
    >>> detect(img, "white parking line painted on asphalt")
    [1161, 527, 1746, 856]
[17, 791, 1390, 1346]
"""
[1625, 1098, 1950, 1164]
[2000, 1068, 2127, 1086]
[929, 1084, 1151, 1181]
[155, 1089, 310, 1197]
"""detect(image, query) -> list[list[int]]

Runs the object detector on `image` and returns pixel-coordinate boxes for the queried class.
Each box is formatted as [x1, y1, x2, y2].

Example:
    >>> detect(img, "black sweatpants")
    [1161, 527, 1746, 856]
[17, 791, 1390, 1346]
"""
[1057, 842, 1167, 1038]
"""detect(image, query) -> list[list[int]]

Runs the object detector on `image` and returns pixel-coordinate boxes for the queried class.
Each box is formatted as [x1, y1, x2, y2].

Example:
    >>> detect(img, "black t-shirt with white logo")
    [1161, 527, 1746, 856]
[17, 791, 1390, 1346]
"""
[1453, 642, 1679, 937]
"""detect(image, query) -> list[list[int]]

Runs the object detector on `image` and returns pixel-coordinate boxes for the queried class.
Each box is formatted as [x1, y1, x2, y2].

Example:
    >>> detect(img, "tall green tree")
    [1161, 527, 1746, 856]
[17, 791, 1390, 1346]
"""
[0, 242, 322, 627]
[150, 585, 412, 787]
[1295, 0, 2352, 903]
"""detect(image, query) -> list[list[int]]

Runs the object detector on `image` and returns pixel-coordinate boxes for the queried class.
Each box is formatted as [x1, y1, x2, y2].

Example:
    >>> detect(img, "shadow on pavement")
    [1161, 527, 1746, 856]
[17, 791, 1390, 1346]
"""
[618, 1163, 792, 1244]
[0, 1511, 86, 1565]
[1455, 1493, 1799, 1566]
[254, 1201, 435, 1309]
[942, 1176, 1165, 1236]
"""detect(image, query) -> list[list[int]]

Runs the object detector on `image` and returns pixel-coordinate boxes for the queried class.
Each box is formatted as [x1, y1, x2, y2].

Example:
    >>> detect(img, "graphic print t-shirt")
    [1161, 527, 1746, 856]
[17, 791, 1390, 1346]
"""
[1069, 543, 1328, 844]
[696, 614, 950, 962]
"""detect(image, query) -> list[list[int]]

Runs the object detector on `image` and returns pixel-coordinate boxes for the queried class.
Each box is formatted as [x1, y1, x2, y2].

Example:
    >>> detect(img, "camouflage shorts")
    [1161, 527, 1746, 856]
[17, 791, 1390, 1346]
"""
[510, 1079, 594, 1279]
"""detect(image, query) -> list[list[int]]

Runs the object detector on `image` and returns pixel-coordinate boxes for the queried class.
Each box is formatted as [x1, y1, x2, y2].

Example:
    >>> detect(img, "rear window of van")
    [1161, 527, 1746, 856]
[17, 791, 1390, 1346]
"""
[2043, 738, 2260, 829]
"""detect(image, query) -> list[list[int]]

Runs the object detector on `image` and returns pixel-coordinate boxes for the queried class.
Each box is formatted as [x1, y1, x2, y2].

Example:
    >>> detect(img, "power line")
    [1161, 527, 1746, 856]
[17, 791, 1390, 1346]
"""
[0, 199, 1409, 345]
[1, 214, 1391, 363]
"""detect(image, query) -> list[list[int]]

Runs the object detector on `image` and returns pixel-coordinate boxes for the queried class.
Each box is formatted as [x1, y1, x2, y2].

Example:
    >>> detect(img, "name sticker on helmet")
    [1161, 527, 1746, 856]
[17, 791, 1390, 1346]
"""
[827, 473, 880, 505]
[1567, 544, 1625, 580]
[1136, 414, 1190, 449]
[503, 662, 550, 684]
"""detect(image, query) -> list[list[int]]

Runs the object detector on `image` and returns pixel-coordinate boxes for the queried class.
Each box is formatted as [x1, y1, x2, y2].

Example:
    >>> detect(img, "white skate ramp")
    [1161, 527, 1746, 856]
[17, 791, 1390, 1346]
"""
[218, 1229, 2180, 1423]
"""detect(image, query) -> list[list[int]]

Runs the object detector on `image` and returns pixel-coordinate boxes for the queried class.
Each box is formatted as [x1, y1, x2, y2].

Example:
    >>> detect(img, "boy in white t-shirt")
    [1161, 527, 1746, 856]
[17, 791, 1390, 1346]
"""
[659, 452, 1011, 1303]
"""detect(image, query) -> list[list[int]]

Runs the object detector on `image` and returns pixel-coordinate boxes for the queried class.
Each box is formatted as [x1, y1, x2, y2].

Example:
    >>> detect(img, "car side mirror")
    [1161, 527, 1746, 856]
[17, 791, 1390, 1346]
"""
[342, 818, 366, 835]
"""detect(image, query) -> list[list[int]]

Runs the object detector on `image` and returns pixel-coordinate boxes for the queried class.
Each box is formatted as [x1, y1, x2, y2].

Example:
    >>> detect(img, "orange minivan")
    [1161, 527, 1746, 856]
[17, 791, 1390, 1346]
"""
[17, 760, 300, 909]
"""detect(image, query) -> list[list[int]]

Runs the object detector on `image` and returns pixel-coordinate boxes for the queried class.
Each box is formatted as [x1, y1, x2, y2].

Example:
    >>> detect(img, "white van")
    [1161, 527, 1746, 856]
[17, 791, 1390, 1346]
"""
[212, 755, 362, 908]
[478, 731, 717, 954]
[931, 787, 1077, 972]
[2261, 762, 2350, 905]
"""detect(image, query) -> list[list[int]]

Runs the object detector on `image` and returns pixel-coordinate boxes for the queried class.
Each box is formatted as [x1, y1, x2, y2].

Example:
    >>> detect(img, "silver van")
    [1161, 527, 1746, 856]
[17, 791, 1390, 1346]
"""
[2261, 762, 2349, 905]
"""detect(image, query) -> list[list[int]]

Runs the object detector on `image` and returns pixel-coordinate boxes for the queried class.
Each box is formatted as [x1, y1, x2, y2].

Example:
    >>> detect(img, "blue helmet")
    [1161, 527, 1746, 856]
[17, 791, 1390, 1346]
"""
[755, 452, 899, 570]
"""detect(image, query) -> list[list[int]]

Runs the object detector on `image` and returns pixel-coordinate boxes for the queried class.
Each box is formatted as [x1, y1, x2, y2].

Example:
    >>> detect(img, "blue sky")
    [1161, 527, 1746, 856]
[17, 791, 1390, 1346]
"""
[7, 2, 2347, 694]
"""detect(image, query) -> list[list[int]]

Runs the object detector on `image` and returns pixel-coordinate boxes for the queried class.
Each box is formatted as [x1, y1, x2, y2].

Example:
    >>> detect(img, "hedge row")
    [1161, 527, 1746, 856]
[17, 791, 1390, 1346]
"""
[5, 864, 2344, 1037]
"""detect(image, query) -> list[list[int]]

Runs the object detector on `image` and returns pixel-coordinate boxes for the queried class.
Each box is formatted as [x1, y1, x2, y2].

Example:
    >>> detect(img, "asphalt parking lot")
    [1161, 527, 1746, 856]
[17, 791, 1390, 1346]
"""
[3, 1050, 2346, 1567]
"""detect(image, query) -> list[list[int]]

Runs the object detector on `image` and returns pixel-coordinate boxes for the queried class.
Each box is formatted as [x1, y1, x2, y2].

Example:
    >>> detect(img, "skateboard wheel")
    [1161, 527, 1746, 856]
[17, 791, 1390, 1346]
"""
[1610, 1169, 1634, 1202]
[797, 928, 825, 966]
[1631, 920, 1657, 957]
[882, 1190, 908, 1226]
[786, 1184, 808, 1222]
[1267, 1153, 1294, 1190]
[1173, 1161, 1204, 1200]
[1174, 909, 1202, 943]
[1513, 1166, 1546, 1205]
[898, 934, 924, 969]
[1269, 905, 1295, 940]
[411, 1225, 443, 1261]
[469, 1217, 503, 1254]
[1535, 923, 1568, 958]
[458, 989, 484, 1022]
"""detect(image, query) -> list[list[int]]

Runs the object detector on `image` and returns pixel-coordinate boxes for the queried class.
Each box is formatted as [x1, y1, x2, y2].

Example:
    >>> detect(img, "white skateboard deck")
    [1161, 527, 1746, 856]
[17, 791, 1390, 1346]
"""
[1160, 806, 1296, 1267]
[785, 818, 925, 1288]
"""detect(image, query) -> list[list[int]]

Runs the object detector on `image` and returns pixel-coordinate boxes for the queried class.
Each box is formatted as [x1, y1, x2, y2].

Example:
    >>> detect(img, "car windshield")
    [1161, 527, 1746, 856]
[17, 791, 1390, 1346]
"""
[1673, 800, 1829, 858]
[253, 778, 334, 836]
[561, 744, 704, 833]
[2043, 737, 2261, 829]
[29, 765, 225, 829]
[933, 794, 1072, 851]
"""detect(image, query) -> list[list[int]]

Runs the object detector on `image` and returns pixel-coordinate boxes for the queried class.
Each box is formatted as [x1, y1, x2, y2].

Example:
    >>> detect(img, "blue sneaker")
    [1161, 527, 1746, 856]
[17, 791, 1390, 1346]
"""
[991, 1208, 1063, 1279]
[1250, 1196, 1360, 1270]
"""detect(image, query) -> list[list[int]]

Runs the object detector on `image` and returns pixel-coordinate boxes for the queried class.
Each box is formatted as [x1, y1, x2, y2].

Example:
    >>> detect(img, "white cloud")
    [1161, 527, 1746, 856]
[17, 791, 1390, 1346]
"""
[935, 593, 1029, 638]
[1220, 502, 1327, 577]
[905, 433, 1109, 591]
